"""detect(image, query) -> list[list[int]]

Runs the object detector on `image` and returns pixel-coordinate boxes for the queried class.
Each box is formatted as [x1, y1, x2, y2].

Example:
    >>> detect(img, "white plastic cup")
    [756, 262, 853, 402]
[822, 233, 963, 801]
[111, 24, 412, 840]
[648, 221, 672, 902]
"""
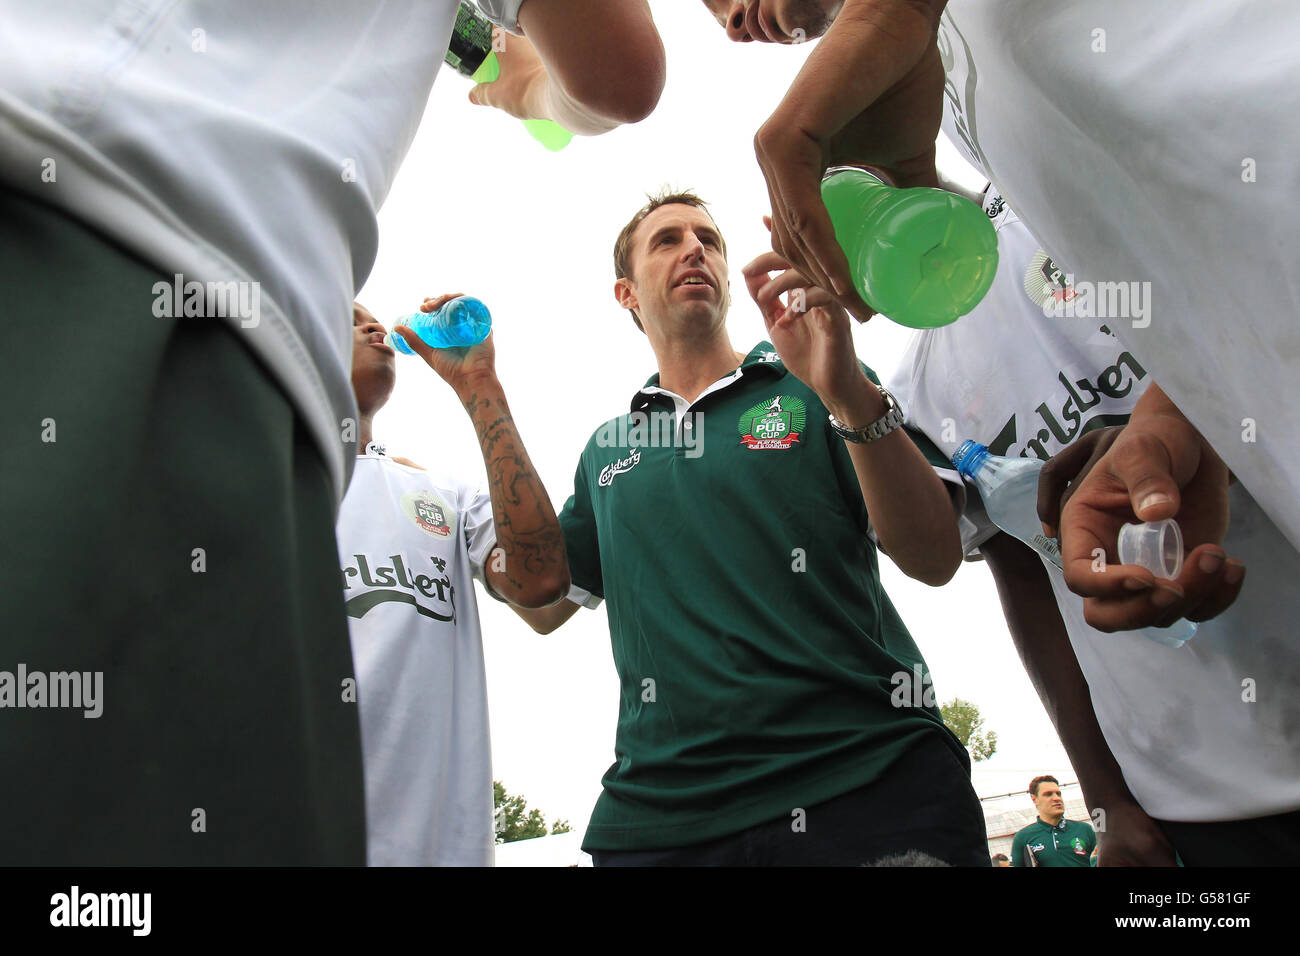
[1117, 519, 1184, 580]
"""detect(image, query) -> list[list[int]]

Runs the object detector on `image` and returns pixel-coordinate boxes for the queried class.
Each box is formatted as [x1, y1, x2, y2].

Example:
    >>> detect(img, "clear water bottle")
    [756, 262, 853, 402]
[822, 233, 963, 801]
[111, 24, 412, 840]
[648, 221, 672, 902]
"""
[386, 296, 492, 353]
[445, 2, 573, 151]
[952, 440, 1197, 649]
[821, 167, 999, 328]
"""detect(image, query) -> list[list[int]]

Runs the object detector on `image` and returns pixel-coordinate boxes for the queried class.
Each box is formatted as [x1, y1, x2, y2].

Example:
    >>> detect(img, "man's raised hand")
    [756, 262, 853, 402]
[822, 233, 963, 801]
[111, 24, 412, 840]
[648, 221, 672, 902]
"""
[755, 0, 947, 322]
[742, 241, 874, 417]
[468, 29, 546, 121]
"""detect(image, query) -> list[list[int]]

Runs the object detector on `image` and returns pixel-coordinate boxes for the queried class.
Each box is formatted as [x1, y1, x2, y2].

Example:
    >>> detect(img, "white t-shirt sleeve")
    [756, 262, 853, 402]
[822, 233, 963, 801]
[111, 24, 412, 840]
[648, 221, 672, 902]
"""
[565, 583, 602, 610]
[475, 0, 525, 35]
[889, 337, 992, 561]
[956, 490, 1000, 560]
[462, 487, 508, 603]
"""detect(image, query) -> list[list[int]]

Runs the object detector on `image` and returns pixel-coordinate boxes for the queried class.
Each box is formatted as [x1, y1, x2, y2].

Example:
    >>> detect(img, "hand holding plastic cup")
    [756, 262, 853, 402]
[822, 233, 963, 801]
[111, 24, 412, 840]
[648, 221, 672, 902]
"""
[1117, 518, 1184, 579]
[1117, 519, 1198, 649]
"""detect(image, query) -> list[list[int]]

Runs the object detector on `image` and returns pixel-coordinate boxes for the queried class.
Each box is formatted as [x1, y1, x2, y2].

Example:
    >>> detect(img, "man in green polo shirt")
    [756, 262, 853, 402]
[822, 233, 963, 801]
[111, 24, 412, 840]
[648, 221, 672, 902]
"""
[519, 190, 987, 865]
[1011, 776, 1098, 867]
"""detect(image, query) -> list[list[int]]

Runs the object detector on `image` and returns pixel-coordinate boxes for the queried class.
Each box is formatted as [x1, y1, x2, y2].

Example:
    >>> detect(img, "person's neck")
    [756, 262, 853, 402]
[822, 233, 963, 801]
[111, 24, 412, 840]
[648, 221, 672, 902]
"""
[1040, 812, 1064, 827]
[650, 330, 747, 404]
[357, 410, 376, 454]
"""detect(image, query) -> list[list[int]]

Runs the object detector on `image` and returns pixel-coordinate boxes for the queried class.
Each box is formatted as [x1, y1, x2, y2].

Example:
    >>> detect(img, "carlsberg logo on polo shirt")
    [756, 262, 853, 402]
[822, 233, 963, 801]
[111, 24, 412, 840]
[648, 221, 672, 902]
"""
[599, 449, 641, 487]
[342, 553, 457, 622]
[738, 395, 806, 450]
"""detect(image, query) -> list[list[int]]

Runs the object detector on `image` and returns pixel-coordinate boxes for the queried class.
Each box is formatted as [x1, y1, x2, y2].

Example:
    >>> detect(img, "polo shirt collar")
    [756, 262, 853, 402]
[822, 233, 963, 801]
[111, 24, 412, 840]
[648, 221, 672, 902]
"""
[1038, 816, 1068, 830]
[631, 341, 786, 412]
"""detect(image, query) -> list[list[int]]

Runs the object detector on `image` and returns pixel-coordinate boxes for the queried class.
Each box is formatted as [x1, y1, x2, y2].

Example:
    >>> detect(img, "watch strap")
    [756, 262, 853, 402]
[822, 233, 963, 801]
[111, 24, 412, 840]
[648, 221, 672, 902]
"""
[828, 387, 905, 443]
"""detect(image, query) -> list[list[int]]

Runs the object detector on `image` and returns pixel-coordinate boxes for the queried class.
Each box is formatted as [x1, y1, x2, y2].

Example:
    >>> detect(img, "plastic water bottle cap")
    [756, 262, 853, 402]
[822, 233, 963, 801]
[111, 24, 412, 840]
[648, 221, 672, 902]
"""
[1117, 519, 1184, 580]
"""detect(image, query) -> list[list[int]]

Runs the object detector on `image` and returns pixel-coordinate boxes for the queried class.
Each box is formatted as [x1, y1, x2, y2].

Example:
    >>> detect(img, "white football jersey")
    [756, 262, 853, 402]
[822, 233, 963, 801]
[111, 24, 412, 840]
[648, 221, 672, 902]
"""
[889, 197, 1300, 822]
[338, 445, 501, 865]
[938, 0, 1300, 553]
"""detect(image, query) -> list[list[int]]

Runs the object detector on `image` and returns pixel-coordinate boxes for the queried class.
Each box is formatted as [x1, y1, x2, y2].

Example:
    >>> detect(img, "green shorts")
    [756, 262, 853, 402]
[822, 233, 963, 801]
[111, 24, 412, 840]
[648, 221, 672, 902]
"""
[0, 189, 364, 865]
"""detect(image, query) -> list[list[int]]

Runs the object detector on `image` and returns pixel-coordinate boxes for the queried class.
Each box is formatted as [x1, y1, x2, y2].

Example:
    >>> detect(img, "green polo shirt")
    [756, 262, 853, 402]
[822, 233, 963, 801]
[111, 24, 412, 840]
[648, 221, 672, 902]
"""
[1010, 817, 1098, 867]
[559, 342, 968, 851]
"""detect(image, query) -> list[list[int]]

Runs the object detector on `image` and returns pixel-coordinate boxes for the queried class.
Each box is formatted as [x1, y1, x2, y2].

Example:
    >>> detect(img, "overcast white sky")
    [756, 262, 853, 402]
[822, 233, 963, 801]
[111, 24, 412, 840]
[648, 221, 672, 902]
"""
[357, 2, 1076, 831]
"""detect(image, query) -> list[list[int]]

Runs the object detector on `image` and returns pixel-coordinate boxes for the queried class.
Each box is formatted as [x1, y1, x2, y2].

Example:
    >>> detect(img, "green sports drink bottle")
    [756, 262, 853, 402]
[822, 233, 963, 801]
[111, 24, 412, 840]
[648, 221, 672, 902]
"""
[820, 166, 999, 328]
[445, 2, 573, 152]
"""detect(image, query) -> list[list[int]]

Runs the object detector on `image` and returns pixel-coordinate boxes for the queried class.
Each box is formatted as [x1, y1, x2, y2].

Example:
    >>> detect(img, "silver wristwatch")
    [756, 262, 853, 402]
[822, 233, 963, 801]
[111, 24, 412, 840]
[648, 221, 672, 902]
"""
[828, 387, 905, 443]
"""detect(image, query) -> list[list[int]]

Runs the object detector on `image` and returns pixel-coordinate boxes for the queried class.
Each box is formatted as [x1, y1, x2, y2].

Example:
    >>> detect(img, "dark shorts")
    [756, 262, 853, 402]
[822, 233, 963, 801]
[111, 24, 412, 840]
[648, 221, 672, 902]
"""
[1156, 808, 1300, 867]
[0, 189, 365, 865]
[591, 733, 991, 867]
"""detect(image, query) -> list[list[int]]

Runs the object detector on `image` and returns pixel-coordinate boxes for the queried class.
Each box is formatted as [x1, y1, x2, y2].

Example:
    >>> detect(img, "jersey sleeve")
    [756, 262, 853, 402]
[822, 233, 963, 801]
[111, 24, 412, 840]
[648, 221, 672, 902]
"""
[904, 422, 967, 514]
[1010, 830, 1027, 868]
[952, 480, 1001, 559]
[557, 451, 604, 608]
[888, 346, 1000, 559]
[474, 0, 524, 35]
[462, 486, 509, 604]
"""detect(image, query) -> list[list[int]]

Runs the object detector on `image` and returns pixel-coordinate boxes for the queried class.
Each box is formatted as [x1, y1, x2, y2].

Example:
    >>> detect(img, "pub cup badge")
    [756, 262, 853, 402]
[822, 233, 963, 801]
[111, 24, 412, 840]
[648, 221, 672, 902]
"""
[401, 492, 454, 537]
[739, 395, 806, 450]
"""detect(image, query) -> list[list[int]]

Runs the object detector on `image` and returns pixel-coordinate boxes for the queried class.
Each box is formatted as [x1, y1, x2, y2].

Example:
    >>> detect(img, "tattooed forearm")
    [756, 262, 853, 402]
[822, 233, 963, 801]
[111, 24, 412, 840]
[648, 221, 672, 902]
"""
[459, 384, 569, 606]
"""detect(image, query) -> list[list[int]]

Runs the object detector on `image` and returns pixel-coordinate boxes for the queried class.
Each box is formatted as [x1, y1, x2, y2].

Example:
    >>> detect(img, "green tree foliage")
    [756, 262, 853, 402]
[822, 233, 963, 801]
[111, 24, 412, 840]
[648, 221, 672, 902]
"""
[493, 781, 573, 844]
[940, 698, 998, 762]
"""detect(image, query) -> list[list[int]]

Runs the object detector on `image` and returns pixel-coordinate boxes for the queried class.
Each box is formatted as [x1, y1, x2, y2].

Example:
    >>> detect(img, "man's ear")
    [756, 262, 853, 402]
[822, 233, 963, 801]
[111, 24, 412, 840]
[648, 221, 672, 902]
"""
[614, 277, 637, 312]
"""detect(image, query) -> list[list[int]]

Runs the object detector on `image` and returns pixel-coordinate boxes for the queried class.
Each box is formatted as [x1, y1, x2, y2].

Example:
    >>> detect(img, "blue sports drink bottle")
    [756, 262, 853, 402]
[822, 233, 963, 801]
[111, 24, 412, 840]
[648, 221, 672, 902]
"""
[386, 296, 492, 353]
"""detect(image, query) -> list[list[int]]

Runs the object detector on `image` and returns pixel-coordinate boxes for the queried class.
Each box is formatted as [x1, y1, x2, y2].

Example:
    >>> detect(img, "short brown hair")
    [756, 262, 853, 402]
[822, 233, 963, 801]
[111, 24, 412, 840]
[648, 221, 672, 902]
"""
[613, 189, 726, 332]
[1028, 775, 1059, 797]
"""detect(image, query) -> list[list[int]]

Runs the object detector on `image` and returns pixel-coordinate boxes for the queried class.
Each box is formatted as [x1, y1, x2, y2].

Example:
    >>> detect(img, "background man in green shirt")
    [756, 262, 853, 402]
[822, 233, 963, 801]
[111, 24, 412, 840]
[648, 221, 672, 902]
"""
[1011, 776, 1098, 867]
[519, 190, 988, 865]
